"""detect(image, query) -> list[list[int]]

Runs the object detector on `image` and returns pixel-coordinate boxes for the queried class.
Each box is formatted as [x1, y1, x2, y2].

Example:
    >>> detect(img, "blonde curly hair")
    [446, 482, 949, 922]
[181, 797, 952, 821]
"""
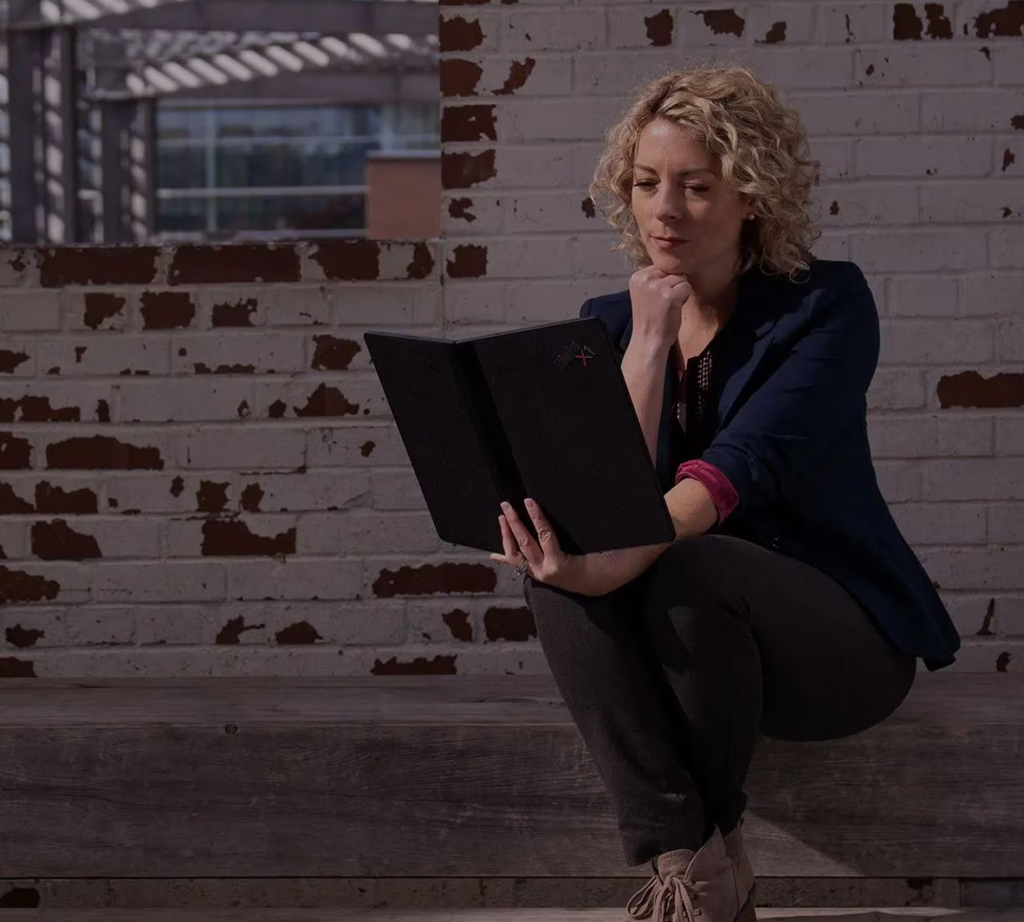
[588, 62, 821, 280]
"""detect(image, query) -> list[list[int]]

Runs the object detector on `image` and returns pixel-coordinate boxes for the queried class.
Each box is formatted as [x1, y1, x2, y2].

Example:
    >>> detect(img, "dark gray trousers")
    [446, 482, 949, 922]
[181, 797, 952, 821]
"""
[522, 534, 918, 868]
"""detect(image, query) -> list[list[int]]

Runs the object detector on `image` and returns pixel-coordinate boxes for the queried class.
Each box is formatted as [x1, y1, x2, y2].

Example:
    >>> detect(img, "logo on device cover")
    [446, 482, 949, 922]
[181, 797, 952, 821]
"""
[554, 339, 595, 371]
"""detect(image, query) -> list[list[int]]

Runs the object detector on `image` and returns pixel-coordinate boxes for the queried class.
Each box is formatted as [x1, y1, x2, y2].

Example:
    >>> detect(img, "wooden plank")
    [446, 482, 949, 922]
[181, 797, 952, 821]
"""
[2, 674, 1023, 879]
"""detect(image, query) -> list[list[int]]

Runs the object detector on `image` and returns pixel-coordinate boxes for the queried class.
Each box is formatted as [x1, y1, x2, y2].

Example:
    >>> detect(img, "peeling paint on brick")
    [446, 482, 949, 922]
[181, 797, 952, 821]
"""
[0, 349, 30, 373]
[31, 519, 102, 560]
[202, 519, 296, 557]
[38, 246, 159, 287]
[294, 383, 360, 417]
[444, 608, 474, 641]
[4, 623, 45, 647]
[311, 240, 381, 281]
[484, 605, 536, 641]
[372, 654, 458, 675]
[277, 621, 322, 644]
[169, 244, 301, 285]
[170, 476, 185, 497]
[269, 400, 287, 419]
[0, 482, 34, 514]
[0, 657, 36, 677]
[447, 244, 488, 278]
[442, 150, 497, 190]
[924, 3, 953, 37]
[645, 9, 674, 45]
[450, 198, 477, 222]
[407, 243, 435, 280]
[193, 362, 258, 374]
[759, 20, 786, 42]
[978, 598, 996, 636]
[1003, 148, 1017, 171]
[830, 201, 841, 215]
[312, 335, 361, 371]
[238, 400, 251, 419]
[141, 291, 196, 330]
[582, 197, 596, 219]
[0, 395, 80, 423]
[996, 651, 1011, 672]
[937, 370, 1024, 408]
[442, 105, 498, 144]
[83, 293, 127, 330]
[373, 562, 497, 597]
[975, 0, 1023, 36]
[495, 57, 537, 95]
[46, 436, 164, 470]
[980, 45, 991, 60]
[439, 0, 487, 6]
[216, 615, 263, 644]
[96, 399, 111, 422]
[197, 480, 230, 513]
[36, 481, 98, 514]
[893, 3, 923, 38]
[1012, 115, 1024, 130]
[212, 297, 258, 327]
[241, 483, 265, 512]
[694, 8, 744, 35]
[0, 433, 33, 469]
[439, 15, 485, 52]
[440, 59, 484, 98]
[0, 565, 60, 602]
[360, 440, 376, 457]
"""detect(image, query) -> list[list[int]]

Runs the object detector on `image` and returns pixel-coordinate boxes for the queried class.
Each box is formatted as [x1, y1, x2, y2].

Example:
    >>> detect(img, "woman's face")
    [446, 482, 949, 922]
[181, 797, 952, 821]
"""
[629, 118, 752, 278]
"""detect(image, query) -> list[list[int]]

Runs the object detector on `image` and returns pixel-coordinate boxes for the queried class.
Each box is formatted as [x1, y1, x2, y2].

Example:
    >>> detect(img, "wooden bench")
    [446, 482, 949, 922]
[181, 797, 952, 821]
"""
[1, 673, 1022, 912]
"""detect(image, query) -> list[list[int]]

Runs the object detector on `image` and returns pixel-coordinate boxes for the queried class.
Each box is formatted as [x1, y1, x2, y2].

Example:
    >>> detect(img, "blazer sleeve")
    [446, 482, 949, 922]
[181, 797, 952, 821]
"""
[580, 298, 594, 318]
[700, 266, 879, 513]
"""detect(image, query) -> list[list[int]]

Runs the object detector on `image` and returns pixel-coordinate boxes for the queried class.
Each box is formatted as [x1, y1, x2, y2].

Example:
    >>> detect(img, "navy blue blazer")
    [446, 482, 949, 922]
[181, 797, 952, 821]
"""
[580, 257, 960, 672]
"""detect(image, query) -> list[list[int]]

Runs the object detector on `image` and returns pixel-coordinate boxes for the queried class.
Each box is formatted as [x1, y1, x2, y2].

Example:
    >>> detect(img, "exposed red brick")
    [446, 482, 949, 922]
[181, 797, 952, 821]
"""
[759, 20, 786, 42]
[238, 400, 251, 419]
[447, 244, 488, 278]
[372, 654, 458, 675]
[0, 657, 36, 678]
[96, 399, 111, 422]
[196, 480, 230, 513]
[975, 0, 1023, 36]
[893, 2, 923, 38]
[937, 370, 1024, 407]
[294, 383, 360, 417]
[442, 150, 497, 190]
[46, 436, 164, 470]
[484, 605, 537, 641]
[75, 347, 87, 363]
[830, 201, 841, 215]
[980, 45, 992, 59]
[201, 519, 296, 557]
[268, 400, 287, 419]
[1012, 114, 1024, 130]
[581, 197, 597, 219]
[694, 8, 745, 35]
[996, 651, 1011, 672]
[83, 293, 127, 330]
[407, 242, 435, 280]
[372, 562, 497, 597]
[923, 2, 953, 36]
[212, 297, 258, 327]
[240, 483, 265, 512]
[442, 105, 498, 143]
[36, 481, 98, 514]
[276, 621, 322, 644]
[360, 440, 376, 457]
[169, 244, 301, 285]
[495, 57, 537, 95]
[0, 433, 32, 470]
[216, 615, 263, 644]
[0, 350, 30, 374]
[440, 59, 484, 97]
[311, 335, 362, 371]
[31, 519, 102, 561]
[645, 9, 674, 45]
[443, 608, 474, 642]
[4, 624, 45, 648]
[140, 291, 196, 330]
[193, 362, 257, 375]
[439, 15, 485, 52]
[0, 395, 79, 424]
[310, 240, 381, 281]
[38, 246, 159, 287]
[170, 476, 185, 497]
[0, 482, 34, 514]
[0, 565, 59, 603]
[450, 198, 477, 222]
[440, 0, 488, 7]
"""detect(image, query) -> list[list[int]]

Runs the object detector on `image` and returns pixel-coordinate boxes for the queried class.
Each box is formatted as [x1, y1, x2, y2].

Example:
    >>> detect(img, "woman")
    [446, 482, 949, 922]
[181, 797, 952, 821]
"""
[488, 64, 961, 922]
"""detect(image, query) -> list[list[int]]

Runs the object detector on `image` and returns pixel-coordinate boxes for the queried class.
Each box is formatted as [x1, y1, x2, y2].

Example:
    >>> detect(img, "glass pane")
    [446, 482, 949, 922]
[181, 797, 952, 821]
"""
[157, 147, 209, 189]
[212, 105, 380, 139]
[215, 194, 365, 232]
[383, 102, 440, 137]
[157, 197, 207, 233]
[214, 139, 378, 188]
[157, 107, 208, 142]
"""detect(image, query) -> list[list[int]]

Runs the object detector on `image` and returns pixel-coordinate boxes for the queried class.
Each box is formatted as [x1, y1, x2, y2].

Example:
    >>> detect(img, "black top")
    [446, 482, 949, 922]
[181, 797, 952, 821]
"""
[671, 323, 732, 464]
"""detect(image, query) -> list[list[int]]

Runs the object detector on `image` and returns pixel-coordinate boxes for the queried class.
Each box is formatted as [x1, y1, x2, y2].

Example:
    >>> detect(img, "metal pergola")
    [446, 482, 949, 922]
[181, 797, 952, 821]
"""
[0, 0, 438, 243]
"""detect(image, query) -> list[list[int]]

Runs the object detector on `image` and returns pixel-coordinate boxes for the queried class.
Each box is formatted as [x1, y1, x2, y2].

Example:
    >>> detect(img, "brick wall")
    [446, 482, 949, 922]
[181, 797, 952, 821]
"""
[1, 0, 1022, 677]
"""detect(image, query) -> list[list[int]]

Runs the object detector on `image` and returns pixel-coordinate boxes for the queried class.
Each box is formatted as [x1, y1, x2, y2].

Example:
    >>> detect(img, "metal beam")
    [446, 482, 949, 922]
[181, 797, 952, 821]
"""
[100, 99, 136, 243]
[8, 28, 44, 242]
[68, 0, 437, 36]
[56, 26, 81, 242]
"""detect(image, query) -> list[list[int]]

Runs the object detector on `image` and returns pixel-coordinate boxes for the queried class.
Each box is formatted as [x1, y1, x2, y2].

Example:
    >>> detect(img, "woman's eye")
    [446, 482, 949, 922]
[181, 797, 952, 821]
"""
[632, 182, 709, 193]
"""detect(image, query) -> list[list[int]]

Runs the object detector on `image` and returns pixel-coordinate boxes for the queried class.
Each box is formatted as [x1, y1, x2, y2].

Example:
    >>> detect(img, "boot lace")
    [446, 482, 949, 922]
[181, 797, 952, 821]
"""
[626, 870, 701, 922]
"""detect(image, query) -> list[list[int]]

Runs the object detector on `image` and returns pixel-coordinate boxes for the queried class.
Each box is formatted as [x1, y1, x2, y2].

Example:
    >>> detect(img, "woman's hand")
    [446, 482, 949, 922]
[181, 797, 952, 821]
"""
[628, 265, 692, 349]
[489, 499, 587, 593]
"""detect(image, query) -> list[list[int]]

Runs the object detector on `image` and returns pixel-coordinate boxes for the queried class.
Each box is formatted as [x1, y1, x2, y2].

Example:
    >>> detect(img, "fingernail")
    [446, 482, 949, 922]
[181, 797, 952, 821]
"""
[501, 501, 510, 511]
[525, 498, 535, 509]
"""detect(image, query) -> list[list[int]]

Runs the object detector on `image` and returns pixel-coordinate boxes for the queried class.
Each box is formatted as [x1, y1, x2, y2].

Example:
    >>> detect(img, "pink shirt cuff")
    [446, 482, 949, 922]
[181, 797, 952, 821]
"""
[674, 459, 740, 524]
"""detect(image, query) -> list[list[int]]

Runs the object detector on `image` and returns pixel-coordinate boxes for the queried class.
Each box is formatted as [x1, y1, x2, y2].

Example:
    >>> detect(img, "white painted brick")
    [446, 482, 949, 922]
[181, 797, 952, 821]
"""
[38, 336, 171, 376]
[32, 517, 162, 559]
[995, 135, 1022, 177]
[816, 4, 890, 44]
[810, 231, 850, 261]
[491, 145, 584, 190]
[371, 470, 428, 511]
[322, 284, 421, 326]
[890, 502, 988, 545]
[852, 229, 987, 273]
[0, 519, 27, 559]
[232, 470, 370, 513]
[472, 56, 573, 97]
[444, 281, 507, 323]
[170, 332, 307, 375]
[606, 7, 672, 48]
[451, 236, 574, 279]
[575, 52, 671, 95]
[746, 4, 818, 44]
[921, 179, 1024, 223]
[873, 460, 925, 502]
[990, 227, 1024, 269]
[306, 425, 410, 468]
[996, 319, 1024, 360]
[261, 285, 331, 327]
[996, 417, 1024, 455]
[736, 47, 856, 89]
[506, 192, 606, 233]
[888, 276, 959, 317]
[943, 641, 1020, 673]
[441, 194, 506, 238]
[924, 458, 1024, 501]
[853, 135, 993, 181]
[990, 503, 1024, 542]
[941, 593, 999, 639]
[502, 9, 607, 52]
[679, 7, 749, 45]
[64, 607, 136, 646]
[0, 291, 60, 331]
[961, 272, 1024, 316]
[0, 380, 116, 424]
[867, 415, 936, 458]
[811, 138, 852, 181]
[508, 97, 629, 142]
[994, 46, 1024, 85]
[93, 561, 226, 602]
[789, 91, 920, 135]
[812, 182, 918, 226]
[182, 427, 306, 470]
[104, 472, 237, 515]
[867, 369, 928, 409]
[117, 378, 256, 423]
[917, 546, 1024, 591]
[297, 511, 442, 555]
[572, 234, 639, 279]
[856, 45, 992, 88]
[879, 320, 994, 365]
[253, 376, 389, 422]
[921, 89, 1024, 132]
[225, 558, 363, 601]
[937, 415, 995, 457]
[506, 279, 617, 323]
[863, 274, 887, 315]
